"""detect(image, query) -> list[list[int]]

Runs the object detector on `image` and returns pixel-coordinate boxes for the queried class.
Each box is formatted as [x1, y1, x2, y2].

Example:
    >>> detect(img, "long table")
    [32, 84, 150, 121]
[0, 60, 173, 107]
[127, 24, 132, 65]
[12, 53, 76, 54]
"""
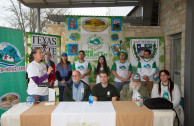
[1, 101, 176, 126]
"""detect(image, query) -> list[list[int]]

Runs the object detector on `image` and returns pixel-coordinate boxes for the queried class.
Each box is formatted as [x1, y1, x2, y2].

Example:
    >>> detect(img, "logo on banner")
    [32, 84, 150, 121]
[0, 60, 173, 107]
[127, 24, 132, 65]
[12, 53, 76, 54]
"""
[87, 34, 103, 51]
[82, 18, 108, 32]
[0, 43, 24, 67]
[0, 93, 20, 109]
[132, 39, 158, 61]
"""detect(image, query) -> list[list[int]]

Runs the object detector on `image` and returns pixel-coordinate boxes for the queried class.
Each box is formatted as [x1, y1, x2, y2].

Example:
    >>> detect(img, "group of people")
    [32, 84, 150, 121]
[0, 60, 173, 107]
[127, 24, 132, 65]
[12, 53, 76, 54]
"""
[26, 47, 182, 112]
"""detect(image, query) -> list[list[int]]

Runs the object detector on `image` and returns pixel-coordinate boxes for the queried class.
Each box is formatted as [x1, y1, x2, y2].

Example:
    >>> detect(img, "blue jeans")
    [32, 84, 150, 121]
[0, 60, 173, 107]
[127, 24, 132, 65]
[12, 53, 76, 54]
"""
[114, 81, 130, 95]
[59, 86, 65, 101]
[30, 95, 48, 102]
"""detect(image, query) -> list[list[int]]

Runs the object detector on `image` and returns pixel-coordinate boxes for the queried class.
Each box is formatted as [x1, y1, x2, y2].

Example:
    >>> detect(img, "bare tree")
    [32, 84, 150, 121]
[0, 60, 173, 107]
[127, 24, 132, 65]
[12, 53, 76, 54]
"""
[4, 0, 69, 33]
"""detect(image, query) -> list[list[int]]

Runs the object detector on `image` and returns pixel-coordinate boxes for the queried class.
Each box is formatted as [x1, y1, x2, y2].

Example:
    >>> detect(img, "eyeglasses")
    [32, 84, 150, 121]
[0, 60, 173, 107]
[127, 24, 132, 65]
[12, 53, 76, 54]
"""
[72, 75, 80, 77]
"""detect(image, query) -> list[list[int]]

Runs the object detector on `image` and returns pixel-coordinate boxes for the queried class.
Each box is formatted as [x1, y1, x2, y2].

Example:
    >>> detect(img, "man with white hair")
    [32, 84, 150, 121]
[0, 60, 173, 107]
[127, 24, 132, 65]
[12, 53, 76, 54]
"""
[63, 70, 91, 101]
[120, 73, 149, 101]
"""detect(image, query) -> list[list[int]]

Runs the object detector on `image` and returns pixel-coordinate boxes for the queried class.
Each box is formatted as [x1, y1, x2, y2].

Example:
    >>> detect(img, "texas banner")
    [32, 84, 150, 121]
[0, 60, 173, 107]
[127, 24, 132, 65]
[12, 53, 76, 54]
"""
[25, 32, 61, 66]
[0, 27, 26, 119]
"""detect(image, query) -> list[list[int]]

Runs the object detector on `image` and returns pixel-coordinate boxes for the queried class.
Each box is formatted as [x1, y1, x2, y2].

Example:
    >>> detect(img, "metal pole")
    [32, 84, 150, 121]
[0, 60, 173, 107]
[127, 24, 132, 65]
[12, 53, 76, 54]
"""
[37, 8, 41, 33]
[185, 0, 194, 125]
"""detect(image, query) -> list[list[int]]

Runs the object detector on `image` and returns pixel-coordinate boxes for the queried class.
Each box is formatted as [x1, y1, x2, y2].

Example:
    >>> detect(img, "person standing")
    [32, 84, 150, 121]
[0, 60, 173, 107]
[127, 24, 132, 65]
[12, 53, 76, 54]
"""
[111, 50, 132, 94]
[56, 52, 72, 101]
[71, 50, 92, 85]
[137, 49, 156, 96]
[94, 55, 110, 84]
[27, 47, 53, 102]
[44, 51, 56, 88]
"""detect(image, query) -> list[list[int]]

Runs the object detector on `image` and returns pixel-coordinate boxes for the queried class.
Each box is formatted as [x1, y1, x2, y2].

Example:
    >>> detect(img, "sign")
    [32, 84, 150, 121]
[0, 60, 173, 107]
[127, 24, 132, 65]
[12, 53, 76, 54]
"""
[0, 27, 26, 119]
[25, 32, 61, 65]
[130, 39, 159, 66]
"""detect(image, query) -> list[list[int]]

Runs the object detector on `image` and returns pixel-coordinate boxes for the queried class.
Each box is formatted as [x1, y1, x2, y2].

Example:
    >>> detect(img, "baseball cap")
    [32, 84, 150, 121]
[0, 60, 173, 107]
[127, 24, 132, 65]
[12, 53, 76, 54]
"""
[61, 52, 67, 56]
[117, 50, 128, 59]
[131, 73, 141, 82]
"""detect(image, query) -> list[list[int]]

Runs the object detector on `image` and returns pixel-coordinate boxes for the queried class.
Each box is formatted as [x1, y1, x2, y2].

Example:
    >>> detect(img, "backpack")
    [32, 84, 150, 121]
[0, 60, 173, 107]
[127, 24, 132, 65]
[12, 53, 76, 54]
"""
[143, 97, 173, 109]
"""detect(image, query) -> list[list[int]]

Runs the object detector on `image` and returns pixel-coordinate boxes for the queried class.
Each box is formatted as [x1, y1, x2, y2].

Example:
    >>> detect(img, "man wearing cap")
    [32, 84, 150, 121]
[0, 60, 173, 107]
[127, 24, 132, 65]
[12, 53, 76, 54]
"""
[92, 71, 118, 101]
[111, 50, 132, 94]
[120, 73, 149, 101]
[137, 49, 156, 96]
[71, 50, 92, 85]
[44, 51, 56, 88]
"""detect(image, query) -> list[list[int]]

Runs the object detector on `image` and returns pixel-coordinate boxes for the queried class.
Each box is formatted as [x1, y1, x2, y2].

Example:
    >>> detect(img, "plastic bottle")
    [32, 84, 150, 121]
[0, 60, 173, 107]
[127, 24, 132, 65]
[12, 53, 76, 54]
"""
[89, 94, 93, 104]
[26, 94, 33, 107]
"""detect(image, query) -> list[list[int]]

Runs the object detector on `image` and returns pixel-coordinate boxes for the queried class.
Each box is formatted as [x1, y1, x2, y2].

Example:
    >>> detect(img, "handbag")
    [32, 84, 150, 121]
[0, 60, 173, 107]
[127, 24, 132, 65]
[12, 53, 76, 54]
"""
[143, 97, 173, 109]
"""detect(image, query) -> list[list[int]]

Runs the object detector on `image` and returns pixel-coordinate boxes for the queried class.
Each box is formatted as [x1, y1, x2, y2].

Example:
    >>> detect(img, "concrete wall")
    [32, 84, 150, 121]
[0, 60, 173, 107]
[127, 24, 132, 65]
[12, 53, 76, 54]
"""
[160, 0, 186, 96]
[124, 26, 163, 37]
[46, 24, 66, 54]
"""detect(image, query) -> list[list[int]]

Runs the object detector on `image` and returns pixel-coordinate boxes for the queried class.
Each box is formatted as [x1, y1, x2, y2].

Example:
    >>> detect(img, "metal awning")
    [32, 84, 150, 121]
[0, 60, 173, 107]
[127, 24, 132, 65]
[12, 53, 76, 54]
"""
[47, 14, 143, 25]
[18, 0, 142, 8]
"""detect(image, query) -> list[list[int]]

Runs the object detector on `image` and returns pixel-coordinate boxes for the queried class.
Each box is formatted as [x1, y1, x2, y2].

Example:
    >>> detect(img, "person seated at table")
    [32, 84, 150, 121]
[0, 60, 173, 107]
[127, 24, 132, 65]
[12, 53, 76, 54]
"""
[120, 73, 149, 101]
[151, 70, 184, 125]
[92, 71, 118, 101]
[63, 70, 91, 101]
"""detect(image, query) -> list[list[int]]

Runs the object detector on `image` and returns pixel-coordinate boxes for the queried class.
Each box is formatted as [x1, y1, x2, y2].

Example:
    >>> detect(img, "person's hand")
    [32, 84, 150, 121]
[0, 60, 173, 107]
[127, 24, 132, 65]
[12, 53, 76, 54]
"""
[49, 80, 54, 86]
[61, 80, 65, 85]
[119, 77, 125, 82]
[123, 78, 129, 82]
[47, 66, 53, 75]
[145, 76, 149, 81]
[143, 76, 147, 80]
[80, 74, 85, 79]
[136, 99, 143, 101]
[48, 82, 51, 86]
[132, 98, 137, 101]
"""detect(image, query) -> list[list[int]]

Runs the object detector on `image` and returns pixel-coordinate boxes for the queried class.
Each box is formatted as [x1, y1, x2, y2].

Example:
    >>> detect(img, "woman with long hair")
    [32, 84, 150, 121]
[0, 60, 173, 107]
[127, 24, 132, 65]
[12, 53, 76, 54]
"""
[94, 55, 110, 84]
[27, 47, 53, 101]
[43, 51, 56, 88]
[56, 52, 72, 101]
[151, 69, 184, 125]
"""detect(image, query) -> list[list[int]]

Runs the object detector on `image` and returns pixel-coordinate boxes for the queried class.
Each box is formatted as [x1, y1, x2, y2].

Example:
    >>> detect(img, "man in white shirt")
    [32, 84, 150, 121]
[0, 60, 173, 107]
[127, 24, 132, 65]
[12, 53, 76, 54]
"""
[111, 50, 132, 94]
[137, 49, 156, 96]
[71, 50, 92, 85]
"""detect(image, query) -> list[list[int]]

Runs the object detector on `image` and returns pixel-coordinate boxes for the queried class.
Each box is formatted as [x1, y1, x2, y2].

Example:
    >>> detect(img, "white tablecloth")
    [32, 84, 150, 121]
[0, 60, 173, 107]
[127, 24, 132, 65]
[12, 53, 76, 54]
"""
[1, 102, 176, 126]
[1, 103, 30, 126]
[152, 109, 176, 126]
[51, 102, 116, 126]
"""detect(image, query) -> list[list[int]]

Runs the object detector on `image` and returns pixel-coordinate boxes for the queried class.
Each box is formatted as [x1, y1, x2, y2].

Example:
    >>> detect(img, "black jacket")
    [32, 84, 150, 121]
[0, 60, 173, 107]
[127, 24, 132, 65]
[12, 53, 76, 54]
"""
[63, 80, 91, 101]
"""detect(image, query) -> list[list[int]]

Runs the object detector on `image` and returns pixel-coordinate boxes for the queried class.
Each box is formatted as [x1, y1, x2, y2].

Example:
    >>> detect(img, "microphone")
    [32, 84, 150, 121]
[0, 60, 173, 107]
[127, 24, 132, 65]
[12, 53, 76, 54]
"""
[48, 61, 54, 74]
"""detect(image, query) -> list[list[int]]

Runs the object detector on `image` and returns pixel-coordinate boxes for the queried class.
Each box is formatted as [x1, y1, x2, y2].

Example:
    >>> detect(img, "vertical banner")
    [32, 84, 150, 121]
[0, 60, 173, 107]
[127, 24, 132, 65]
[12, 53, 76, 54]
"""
[25, 32, 61, 65]
[0, 27, 26, 118]
[126, 37, 165, 72]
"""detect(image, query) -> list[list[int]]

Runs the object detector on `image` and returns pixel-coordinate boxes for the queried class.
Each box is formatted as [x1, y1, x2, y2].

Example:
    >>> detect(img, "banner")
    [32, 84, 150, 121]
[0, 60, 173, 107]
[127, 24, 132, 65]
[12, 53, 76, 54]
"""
[25, 32, 61, 65]
[0, 27, 26, 119]
[126, 37, 165, 72]
[65, 16, 124, 82]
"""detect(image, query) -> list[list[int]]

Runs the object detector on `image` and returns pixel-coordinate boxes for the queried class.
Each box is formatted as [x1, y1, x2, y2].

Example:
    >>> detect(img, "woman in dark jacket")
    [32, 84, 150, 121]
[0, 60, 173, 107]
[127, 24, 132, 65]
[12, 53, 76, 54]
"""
[56, 52, 72, 101]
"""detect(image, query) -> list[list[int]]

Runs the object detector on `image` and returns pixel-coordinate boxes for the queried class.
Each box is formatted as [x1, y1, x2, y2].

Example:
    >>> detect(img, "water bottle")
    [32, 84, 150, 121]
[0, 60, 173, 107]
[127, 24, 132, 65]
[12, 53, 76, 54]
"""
[89, 94, 93, 104]
[26, 94, 33, 107]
